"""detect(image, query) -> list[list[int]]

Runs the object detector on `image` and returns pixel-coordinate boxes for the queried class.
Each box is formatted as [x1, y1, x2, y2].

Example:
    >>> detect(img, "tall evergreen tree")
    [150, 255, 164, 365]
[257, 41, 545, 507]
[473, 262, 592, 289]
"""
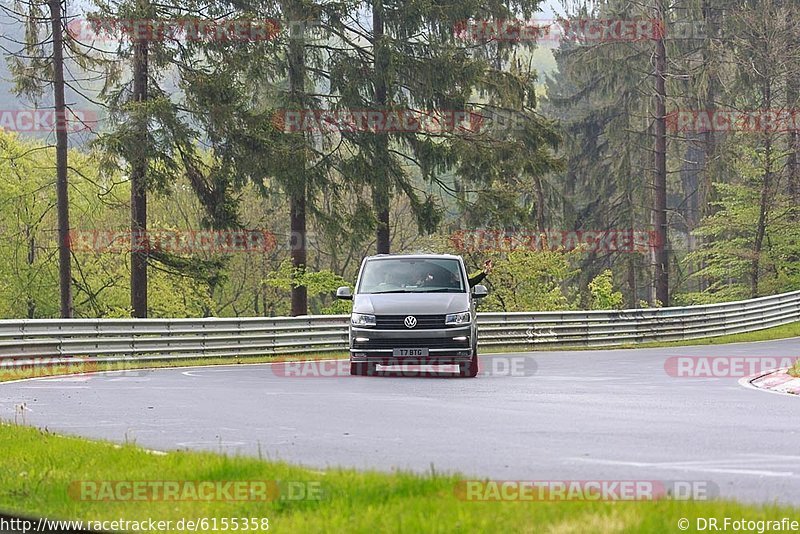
[328, 0, 561, 253]
[4, 0, 79, 317]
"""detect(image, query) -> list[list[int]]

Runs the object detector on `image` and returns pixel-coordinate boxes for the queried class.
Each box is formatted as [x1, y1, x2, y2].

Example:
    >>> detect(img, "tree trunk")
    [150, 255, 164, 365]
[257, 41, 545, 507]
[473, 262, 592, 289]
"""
[374, 181, 390, 253]
[789, 125, 799, 221]
[789, 115, 799, 218]
[680, 135, 702, 292]
[533, 175, 546, 233]
[290, 193, 307, 316]
[700, 0, 719, 219]
[653, 0, 669, 306]
[698, 0, 722, 292]
[623, 140, 637, 307]
[130, 0, 149, 318]
[372, 0, 391, 254]
[49, 0, 73, 318]
[751, 83, 773, 298]
[788, 7, 799, 219]
[26, 227, 36, 318]
[626, 255, 637, 308]
[287, 0, 308, 316]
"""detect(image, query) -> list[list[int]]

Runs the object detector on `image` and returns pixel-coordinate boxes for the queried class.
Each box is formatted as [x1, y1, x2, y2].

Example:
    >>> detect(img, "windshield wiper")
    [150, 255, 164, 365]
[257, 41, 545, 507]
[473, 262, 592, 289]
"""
[368, 288, 463, 294]
[420, 288, 463, 293]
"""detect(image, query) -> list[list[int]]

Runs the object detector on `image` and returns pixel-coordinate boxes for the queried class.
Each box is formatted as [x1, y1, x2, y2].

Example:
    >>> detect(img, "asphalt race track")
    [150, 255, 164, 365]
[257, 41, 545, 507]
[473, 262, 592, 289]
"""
[2, 338, 799, 505]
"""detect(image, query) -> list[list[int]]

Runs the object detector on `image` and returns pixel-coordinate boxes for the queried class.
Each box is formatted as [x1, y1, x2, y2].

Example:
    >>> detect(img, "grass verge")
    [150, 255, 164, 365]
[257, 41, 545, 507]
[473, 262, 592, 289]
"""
[618, 321, 800, 350]
[484, 320, 800, 354]
[789, 359, 800, 378]
[0, 352, 348, 383]
[0, 423, 796, 533]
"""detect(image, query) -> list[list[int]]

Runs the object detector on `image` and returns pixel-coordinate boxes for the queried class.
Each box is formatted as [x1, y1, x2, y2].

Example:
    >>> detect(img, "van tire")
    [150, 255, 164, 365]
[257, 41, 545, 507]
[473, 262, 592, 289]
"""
[459, 353, 479, 378]
[350, 362, 375, 376]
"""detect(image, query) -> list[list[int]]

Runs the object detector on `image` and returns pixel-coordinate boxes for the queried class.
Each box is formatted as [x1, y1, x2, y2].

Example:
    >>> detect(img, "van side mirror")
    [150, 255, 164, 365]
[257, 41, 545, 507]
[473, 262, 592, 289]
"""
[336, 286, 353, 300]
[472, 284, 488, 298]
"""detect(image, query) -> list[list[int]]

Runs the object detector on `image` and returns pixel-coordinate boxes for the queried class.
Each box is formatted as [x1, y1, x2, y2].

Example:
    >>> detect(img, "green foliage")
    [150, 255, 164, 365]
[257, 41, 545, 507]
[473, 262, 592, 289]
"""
[148, 269, 217, 318]
[264, 260, 345, 294]
[321, 298, 352, 316]
[479, 250, 580, 312]
[635, 300, 663, 309]
[264, 260, 349, 315]
[0, 131, 65, 317]
[588, 270, 624, 310]
[0, 131, 235, 318]
[680, 142, 800, 304]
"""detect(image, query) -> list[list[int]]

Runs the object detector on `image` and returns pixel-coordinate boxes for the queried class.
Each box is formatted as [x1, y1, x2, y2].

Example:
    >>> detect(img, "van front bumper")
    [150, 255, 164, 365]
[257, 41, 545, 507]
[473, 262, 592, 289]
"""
[349, 325, 473, 364]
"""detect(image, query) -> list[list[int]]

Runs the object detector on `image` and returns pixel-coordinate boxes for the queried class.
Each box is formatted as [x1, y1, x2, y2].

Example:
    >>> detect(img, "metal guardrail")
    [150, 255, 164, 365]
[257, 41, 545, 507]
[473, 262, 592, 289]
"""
[0, 290, 798, 367]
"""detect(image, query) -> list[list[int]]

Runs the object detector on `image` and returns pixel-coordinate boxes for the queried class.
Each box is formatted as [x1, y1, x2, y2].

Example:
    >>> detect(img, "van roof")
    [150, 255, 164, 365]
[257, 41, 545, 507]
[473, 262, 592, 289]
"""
[365, 253, 463, 261]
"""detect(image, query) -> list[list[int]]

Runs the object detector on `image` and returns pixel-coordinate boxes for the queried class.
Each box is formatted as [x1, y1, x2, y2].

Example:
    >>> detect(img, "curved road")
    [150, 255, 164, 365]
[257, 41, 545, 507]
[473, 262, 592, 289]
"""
[2, 338, 799, 505]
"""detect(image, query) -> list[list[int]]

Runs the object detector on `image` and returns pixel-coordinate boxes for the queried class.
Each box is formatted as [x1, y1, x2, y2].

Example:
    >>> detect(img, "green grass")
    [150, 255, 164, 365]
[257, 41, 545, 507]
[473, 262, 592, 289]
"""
[620, 321, 800, 349]
[789, 359, 800, 378]
[0, 423, 796, 533]
[0, 352, 348, 383]
[483, 320, 800, 354]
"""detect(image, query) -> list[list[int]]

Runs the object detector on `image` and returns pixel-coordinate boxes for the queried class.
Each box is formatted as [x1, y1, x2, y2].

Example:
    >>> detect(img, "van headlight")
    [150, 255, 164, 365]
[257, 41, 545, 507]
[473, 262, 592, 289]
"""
[445, 311, 471, 326]
[351, 313, 376, 327]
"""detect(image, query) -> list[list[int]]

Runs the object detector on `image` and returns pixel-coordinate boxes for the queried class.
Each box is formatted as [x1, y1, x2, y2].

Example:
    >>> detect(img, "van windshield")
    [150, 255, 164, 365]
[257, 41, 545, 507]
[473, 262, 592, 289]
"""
[358, 258, 466, 294]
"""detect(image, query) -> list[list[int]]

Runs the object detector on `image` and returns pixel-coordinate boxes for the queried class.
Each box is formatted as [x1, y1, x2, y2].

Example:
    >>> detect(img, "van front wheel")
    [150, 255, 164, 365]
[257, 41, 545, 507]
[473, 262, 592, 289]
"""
[459, 354, 479, 378]
[350, 362, 376, 376]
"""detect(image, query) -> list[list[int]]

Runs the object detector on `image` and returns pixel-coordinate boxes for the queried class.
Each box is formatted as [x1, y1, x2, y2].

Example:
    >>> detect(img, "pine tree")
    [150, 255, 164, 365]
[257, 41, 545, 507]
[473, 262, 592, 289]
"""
[4, 0, 81, 317]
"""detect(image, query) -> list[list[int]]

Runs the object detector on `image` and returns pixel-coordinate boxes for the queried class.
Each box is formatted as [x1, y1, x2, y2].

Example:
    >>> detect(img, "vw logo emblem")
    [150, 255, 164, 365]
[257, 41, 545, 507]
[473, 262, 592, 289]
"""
[404, 316, 417, 328]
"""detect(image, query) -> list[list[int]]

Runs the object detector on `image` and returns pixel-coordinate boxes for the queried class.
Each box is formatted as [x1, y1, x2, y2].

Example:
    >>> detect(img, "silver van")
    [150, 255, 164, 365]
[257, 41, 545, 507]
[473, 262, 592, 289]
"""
[336, 254, 488, 377]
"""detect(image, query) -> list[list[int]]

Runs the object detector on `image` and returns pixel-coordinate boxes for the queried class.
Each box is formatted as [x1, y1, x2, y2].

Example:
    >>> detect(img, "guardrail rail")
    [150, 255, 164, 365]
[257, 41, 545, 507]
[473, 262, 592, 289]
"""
[1, 290, 798, 368]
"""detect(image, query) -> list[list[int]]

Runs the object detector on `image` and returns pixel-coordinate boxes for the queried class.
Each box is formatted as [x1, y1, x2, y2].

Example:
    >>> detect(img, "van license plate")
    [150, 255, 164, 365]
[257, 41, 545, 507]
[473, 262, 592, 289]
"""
[392, 348, 429, 357]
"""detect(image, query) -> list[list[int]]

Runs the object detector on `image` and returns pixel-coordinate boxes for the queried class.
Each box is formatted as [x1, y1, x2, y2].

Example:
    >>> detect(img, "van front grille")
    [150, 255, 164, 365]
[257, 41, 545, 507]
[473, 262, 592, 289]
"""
[374, 314, 447, 330]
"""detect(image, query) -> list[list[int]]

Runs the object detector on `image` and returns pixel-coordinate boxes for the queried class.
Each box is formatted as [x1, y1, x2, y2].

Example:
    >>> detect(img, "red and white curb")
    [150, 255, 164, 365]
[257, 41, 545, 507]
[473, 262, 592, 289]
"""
[741, 368, 800, 396]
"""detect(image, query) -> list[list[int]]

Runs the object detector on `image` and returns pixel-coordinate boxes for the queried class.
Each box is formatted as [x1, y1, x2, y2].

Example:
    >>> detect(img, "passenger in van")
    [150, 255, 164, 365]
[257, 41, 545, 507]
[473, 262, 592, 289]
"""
[468, 259, 493, 287]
